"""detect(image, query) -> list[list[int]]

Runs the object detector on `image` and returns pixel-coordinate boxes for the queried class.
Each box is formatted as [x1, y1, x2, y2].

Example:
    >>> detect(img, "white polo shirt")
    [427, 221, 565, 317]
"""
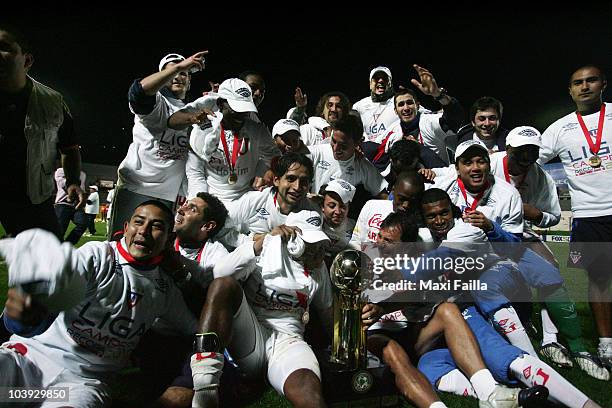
[538, 102, 612, 218]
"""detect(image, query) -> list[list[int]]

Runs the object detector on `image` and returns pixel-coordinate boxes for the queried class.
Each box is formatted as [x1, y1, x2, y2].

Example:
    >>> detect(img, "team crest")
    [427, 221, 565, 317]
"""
[128, 291, 143, 309]
[351, 370, 374, 393]
[569, 251, 582, 265]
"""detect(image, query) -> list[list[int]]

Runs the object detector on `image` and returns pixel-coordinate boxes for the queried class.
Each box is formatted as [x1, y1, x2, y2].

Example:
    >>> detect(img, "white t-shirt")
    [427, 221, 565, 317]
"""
[386, 111, 456, 165]
[353, 96, 400, 142]
[119, 92, 189, 202]
[429, 167, 524, 234]
[218, 187, 318, 247]
[538, 102, 612, 218]
[490, 152, 560, 229]
[300, 117, 331, 146]
[182, 95, 280, 202]
[85, 192, 99, 215]
[8, 238, 196, 377]
[241, 260, 332, 336]
[308, 144, 388, 195]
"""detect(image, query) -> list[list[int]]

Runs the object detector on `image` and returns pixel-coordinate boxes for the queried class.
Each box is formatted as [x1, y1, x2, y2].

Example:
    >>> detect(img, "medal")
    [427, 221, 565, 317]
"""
[220, 126, 241, 184]
[302, 310, 310, 325]
[576, 105, 606, 169]
[227, 173, 238, 184]
[589, 155, 602, 168]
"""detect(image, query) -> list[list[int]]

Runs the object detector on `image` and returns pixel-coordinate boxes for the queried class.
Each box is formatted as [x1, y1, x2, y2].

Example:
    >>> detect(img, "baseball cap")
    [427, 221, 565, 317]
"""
[158, 53, 185, 71]
[506, 126, 542, 148]
[89, 185, 98, 191]
[272, 119, 300, 137]
[324, 179, 356, 204]
[454, 139, 489, 161]
[217, 78, 258, 113]
[285, 210, 330, 243]
[369, 66, 392, 81]
[308, 116, 331, 131]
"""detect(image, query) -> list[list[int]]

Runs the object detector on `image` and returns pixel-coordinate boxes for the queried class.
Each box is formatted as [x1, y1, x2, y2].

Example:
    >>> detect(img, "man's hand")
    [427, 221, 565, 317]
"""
[361, 303, 384, 328]
[463, 210, 493, 232]
[294, 87, 307, 108]
[523, 203, 544, 224]
[410, 64, 442, 98]
[418, 168, 436, 183]
[269, 225, 302, 242]
[159, 249, 188, 282]
[66, 184, 85, 209]
[4, 288, 48, 326]
[175, 50, 208, 73]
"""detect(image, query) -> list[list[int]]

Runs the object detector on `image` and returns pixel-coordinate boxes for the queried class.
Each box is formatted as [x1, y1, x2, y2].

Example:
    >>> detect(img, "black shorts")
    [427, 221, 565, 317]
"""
[569, 215, 612, 279]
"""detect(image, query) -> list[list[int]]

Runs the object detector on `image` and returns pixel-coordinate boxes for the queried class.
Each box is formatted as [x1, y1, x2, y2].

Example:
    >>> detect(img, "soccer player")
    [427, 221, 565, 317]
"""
[415, 189, 603, 408]
[109, 51, 207, 238]
[168, 78, 280, 203]
[456, 96, 509, 153]
[0, 201, 197, 407]
[538, 65, 612, 368]
[272, 118, 310, 155]
[318, 179, 356, 265]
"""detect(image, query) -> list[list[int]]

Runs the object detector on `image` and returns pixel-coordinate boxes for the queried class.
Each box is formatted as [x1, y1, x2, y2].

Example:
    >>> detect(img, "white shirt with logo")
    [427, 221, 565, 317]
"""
[8, 239, 196, 377]
[308, 144, 388, 196]
[538, 102, 612, 218]
[489, 152, 560, 229]
[119, 93, 190, 202]
[429, 167, 524, 234]
[353, 96, 400, 142]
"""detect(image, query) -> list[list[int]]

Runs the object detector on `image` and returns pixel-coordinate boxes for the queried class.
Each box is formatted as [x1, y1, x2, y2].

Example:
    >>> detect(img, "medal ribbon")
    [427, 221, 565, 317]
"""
[576, 104, 606, 156]
[457, 177, 488, 212]
[220, 126, 240, 175]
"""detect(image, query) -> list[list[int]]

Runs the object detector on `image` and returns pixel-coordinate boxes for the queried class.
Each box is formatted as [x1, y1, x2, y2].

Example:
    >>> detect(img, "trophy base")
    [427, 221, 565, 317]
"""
[316, 349, 400, 407]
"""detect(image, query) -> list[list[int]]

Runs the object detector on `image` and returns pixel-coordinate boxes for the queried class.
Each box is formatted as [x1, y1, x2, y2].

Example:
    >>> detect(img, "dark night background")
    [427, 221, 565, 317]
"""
[4, 9, 612, 166]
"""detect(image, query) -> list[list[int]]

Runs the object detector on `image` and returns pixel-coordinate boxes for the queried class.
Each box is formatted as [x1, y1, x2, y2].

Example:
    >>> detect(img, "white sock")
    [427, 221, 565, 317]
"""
[429, 402, 448, 408]
[469, 369, 497, 401]
[540, 308, 559, 346]
[437, 369, 477, 398]
[509, 354, 589, 408]
[493, 307, 538, 357]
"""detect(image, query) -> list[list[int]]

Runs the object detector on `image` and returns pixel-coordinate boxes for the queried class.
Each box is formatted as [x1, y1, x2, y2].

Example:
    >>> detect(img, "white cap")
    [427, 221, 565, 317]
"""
[506, 126, 542, 148]
[89, 185, 98, 191]
[272, 119, 300, 137]
[454, 139, 489, 161]
[158, 53, 185, 71]
[369, 66, 392, 81]
[308, 116, 331, 131]
[285, 210, 330, 243]
[324, 179, 356, 204]
[217, 78, 258, 113]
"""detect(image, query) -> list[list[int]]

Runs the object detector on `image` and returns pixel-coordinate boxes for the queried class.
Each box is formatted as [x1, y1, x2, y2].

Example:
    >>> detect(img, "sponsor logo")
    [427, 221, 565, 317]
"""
[235, 87, 252, 98]
[368, 214, 384, 228]
[523, 366, 532, 378]
[256, 208, 270, 217]
[306, 216, 322, 226]
[195, 352, 217, 361]
[318, 160, 331, 170]
[518, 128, 539, 137]
[337, 180, 352, 190]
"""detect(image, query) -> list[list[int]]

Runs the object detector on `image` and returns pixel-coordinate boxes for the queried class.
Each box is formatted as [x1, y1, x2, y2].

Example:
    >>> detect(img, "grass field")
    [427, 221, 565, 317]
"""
[0, 223, 610, 407]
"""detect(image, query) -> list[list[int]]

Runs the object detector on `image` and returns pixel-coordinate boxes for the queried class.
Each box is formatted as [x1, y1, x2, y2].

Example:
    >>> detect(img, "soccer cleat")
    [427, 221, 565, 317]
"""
[191, 351, 225, 408]
[518, 385, 549, 407]
[539, 342, 573, 368]
[598, 343, 612, 369]
[572, 352, 610, 381]
[478, 384, 520, 408]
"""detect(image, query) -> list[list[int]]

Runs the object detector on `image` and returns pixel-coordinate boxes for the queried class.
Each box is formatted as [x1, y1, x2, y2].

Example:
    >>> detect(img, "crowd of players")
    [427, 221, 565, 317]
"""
[0, 24, 610, 408]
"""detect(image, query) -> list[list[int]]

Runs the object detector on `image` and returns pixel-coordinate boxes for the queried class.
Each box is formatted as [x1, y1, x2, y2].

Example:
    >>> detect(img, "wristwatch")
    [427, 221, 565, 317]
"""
[193, 332, 221, 353]
[434, 87, 448, 101]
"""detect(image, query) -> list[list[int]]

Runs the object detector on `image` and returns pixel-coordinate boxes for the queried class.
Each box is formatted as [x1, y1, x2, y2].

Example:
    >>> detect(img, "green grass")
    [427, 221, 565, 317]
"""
[0, 226, 610, 407]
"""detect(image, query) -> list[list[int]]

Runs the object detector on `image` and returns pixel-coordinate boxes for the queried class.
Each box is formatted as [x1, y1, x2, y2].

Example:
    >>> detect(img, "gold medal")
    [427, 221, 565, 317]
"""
[302, 310, 310, 325]
[589, 155, 602, 168]
[227, 173, 238, 184]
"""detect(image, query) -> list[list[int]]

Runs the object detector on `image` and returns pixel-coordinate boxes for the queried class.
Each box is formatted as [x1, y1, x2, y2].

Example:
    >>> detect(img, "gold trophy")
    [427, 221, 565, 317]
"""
[328, 249, 373, 393]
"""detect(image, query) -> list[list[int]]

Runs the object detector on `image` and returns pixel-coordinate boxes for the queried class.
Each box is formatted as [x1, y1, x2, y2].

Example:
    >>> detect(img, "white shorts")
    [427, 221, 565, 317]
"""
[229, 293, 321, 395]
[0, 342, 110, 407]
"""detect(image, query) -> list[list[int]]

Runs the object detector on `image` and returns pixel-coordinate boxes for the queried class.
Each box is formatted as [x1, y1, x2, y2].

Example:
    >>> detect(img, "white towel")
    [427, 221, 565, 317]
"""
[257, 234, 310, 292]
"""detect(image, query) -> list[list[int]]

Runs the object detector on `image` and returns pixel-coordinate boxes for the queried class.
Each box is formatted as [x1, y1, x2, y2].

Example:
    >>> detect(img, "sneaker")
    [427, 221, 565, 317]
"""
[598, 343, 612, 369]
[572, 352, 610, 381]
[191, 351, 225, 408]
[539, 342, 573, 368]
[479, 384, 520, 408]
